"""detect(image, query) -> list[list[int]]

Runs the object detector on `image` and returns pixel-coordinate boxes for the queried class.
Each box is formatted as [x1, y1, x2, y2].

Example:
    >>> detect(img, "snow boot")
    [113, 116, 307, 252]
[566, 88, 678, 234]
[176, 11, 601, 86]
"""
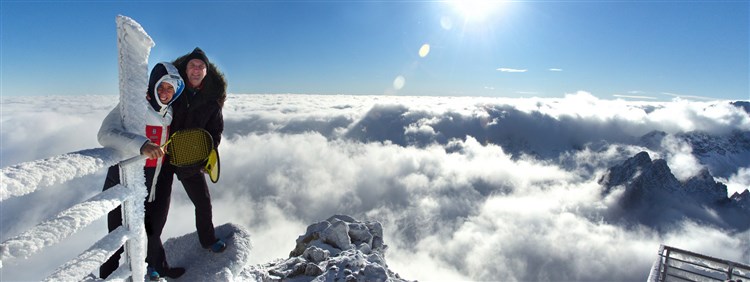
[147, 267, 160, 281]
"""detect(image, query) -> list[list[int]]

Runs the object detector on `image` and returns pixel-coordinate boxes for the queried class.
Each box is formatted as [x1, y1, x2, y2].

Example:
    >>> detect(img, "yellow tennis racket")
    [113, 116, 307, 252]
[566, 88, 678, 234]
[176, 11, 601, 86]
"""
[205, 148, 220, 183]
[166, 128, 213, 167]
[120, 128, 213, 168]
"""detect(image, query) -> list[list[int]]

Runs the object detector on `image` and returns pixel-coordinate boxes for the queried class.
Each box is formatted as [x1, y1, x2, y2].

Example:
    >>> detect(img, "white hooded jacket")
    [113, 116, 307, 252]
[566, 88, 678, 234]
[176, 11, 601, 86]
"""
[98, 62, 184, 202]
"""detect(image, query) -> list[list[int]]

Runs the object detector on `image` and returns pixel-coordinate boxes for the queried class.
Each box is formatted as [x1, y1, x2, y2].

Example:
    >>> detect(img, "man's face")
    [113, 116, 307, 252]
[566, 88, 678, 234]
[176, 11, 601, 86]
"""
[157, 81, 175, 104]
[186, 59, 207, 87]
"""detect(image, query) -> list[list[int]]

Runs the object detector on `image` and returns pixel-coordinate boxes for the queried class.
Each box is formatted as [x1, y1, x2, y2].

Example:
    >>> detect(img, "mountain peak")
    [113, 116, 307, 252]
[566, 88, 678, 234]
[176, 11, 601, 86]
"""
[600, 152, 749, 231]
[684, 169, 728, 203]
[731, 101, 750, 115]
[730, 189, 750, 210]
[598, 151, 650, 188]
[599, 151, 681, 194]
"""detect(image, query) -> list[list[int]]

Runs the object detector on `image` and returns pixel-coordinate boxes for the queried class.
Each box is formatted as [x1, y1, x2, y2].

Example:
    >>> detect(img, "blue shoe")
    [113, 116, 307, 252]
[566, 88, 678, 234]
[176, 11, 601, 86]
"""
[147, 267, 160, 281]
[209, 239, 227, 253]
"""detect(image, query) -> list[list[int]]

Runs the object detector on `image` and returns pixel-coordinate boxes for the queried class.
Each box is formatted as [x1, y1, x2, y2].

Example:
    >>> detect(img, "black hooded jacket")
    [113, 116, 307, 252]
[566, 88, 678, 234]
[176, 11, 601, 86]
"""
[170, 50, 227, 176]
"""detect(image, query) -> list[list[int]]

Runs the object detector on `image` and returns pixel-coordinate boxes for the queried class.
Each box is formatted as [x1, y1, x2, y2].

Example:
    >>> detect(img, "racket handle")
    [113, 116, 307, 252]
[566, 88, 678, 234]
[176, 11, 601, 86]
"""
[119, 154, 146, 167]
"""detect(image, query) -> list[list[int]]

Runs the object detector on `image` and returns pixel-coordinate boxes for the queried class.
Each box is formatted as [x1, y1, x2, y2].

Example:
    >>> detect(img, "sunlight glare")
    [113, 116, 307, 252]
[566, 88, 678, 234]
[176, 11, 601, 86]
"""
[450, 0, 503, 22]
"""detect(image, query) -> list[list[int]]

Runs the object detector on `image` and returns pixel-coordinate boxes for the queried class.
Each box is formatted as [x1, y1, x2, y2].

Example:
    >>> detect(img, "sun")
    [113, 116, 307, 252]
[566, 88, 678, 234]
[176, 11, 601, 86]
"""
[450, 0, 504, 22]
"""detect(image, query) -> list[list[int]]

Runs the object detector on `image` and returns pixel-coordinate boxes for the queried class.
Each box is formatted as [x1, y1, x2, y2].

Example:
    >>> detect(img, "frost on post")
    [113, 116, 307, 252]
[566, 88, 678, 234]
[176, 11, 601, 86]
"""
[115, 14, 154, 280]
[116, 15, 154, 135]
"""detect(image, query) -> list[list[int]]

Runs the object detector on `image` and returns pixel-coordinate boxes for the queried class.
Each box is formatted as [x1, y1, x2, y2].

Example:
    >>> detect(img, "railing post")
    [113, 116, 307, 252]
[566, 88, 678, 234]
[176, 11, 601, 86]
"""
[119, 162, 148, 281]
[652, 244, 666, 282]
[660, 247, 671, 282]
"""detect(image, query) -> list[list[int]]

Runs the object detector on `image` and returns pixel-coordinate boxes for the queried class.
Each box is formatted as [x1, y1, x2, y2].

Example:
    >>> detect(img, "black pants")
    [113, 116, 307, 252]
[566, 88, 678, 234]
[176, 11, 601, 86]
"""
[173, 166, 218, 248]
[99, 165, 174, 279]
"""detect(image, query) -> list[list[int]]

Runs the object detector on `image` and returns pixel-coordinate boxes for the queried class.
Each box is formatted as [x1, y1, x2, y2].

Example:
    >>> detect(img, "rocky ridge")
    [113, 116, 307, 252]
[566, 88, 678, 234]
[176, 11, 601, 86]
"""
[599, 151, 750, 231]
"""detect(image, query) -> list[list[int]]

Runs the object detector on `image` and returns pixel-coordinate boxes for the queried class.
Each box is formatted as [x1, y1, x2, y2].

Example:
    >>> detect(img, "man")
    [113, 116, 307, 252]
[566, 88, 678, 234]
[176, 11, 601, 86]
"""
[169, 47, 227, 252]
[98, 62, 186, 280]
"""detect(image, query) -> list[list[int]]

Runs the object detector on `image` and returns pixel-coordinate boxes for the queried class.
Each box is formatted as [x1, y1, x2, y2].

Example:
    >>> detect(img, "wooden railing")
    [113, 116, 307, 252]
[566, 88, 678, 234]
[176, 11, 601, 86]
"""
[0, 148, 148, 281]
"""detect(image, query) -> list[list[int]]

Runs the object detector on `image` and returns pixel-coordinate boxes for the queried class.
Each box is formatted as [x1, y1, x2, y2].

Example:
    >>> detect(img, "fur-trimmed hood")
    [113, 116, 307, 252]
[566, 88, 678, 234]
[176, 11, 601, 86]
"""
[172, 48, 227, 107]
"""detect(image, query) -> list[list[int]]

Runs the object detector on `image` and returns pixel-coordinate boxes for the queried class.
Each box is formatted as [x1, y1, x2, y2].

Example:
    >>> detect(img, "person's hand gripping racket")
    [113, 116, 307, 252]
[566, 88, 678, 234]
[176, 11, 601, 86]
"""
[120, 128, 213, 168]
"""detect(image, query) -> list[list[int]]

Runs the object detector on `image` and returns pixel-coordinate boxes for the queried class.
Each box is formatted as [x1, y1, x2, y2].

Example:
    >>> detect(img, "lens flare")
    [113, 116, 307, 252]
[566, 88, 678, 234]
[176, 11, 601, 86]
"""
[393, 76, 406, 90]
[419, 44, 431, 58]
[440, 16, 453, 30]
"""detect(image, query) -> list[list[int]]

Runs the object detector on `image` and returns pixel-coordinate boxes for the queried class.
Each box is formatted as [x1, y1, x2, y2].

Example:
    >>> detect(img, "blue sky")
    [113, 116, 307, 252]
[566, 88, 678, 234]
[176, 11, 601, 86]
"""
[1, 0, 748, 100]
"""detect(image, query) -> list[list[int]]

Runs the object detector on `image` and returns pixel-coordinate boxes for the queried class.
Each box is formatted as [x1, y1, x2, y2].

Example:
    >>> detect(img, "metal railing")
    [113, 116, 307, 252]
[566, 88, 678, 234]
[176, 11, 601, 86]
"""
[649, 244, 750, 282]
[0, 148, 148, 281]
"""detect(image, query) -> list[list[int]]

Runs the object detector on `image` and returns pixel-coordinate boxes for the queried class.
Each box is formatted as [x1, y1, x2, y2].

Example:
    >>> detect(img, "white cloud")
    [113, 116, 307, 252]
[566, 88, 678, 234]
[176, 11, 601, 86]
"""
[718, 167, 750, 196]
[0, 96, 116, 167]
[613, 94, 658, 100]
[662, 92, 721, 101]
[2, 94, 749, 281]
[496, 68, 527, 73]
[661, 135, 704, 182]
[515, 91, 538, 95]
[548, 68, 563, 72]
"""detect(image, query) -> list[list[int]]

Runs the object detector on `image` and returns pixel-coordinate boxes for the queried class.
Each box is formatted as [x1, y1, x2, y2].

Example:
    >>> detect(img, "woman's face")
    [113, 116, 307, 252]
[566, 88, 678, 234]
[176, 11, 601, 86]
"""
[157, 81, 175, 103]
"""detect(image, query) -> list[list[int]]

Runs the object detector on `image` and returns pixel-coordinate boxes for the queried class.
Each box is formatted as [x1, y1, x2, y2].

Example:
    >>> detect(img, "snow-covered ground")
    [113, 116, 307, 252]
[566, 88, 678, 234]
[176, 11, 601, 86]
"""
[2, 93, 749, 281]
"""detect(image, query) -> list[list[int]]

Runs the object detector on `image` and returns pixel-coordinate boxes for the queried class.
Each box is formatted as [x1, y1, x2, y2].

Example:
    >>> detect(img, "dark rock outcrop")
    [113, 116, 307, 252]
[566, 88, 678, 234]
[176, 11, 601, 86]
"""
[599, 151, 749, 231]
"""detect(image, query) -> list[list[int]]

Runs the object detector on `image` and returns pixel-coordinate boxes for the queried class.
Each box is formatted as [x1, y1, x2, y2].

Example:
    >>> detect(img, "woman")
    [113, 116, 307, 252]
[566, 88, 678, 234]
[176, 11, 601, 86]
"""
[97, 62, 186, 280]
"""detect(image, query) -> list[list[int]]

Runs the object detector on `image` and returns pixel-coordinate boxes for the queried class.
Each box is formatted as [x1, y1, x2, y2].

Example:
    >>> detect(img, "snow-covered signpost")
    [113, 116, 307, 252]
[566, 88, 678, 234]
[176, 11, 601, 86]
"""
[114, 14, 154, 281]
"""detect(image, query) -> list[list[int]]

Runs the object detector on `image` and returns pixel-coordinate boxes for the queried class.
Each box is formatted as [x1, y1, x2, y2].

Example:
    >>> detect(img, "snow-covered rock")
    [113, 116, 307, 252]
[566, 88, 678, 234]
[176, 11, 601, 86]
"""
[243, 215, 410, 282]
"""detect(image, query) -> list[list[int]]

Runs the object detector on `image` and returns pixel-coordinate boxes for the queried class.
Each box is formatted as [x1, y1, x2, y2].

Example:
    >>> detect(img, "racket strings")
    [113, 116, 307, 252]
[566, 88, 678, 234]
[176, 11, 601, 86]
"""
[167, 129, 213, 167]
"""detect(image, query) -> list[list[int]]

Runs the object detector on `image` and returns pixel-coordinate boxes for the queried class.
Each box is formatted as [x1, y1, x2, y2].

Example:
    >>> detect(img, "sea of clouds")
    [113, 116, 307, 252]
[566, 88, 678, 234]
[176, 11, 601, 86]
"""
[1, 92, 749, 281]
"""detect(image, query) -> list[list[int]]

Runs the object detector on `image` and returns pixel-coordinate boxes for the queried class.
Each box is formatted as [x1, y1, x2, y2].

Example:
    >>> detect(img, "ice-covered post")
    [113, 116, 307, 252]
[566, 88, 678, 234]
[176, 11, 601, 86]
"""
[118, 163, 148, 280]
[116, 14, 155, 280]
